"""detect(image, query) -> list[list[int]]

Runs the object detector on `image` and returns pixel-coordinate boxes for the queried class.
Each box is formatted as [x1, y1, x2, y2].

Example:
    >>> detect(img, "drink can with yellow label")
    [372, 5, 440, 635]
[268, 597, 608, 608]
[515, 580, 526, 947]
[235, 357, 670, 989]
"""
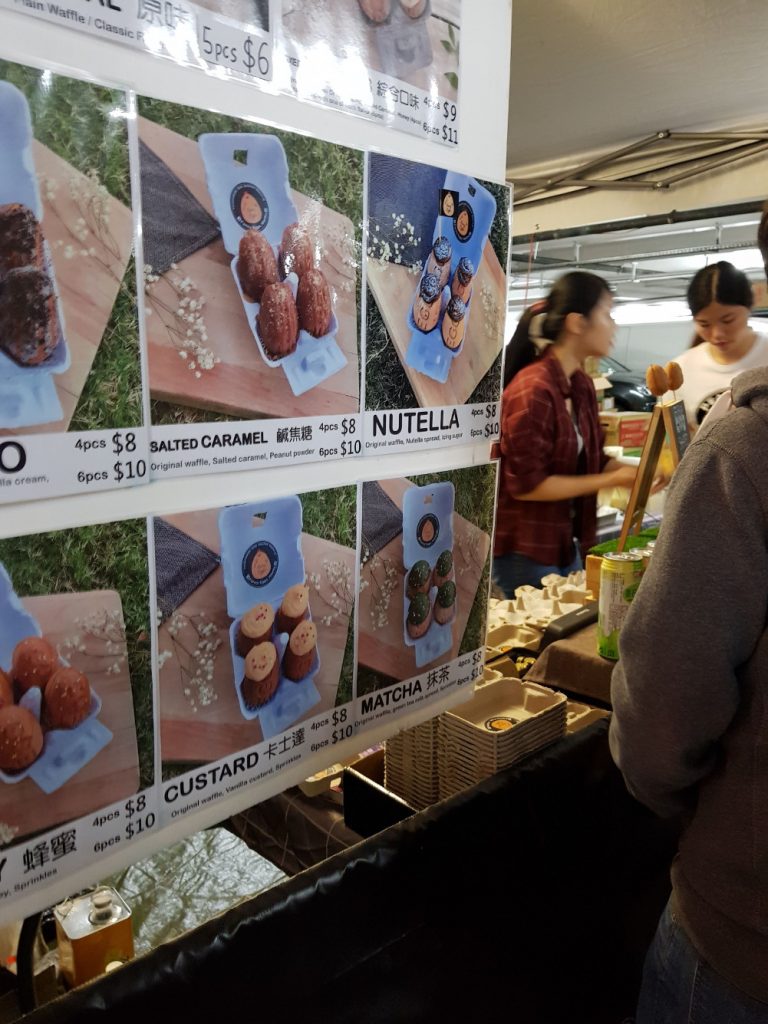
[597, 552, 643, 660]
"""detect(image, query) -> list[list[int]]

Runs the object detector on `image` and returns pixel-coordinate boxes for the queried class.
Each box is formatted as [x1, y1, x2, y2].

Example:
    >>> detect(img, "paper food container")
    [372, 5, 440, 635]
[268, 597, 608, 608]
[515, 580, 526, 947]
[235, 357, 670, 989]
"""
[405, 171, 496, 384]
[437, 678, 566, 790]
[402, 482, 455, 668]
[0, 82, 70, 429]
[198, 131, 347, 397]
[218, 497, 321, 739]
[0, 564, 112, 794]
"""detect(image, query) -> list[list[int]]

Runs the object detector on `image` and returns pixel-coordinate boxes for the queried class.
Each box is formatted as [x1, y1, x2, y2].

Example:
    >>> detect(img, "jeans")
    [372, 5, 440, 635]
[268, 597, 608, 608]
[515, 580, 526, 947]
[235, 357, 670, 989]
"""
[636, 900, 768, 1023]
[492, 543, 582, 599]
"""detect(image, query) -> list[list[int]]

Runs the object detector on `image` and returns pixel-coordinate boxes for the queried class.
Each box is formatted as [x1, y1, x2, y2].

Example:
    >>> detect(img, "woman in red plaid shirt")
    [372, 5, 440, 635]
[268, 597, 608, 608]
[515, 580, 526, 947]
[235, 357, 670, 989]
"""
[493, 272, 638, 598]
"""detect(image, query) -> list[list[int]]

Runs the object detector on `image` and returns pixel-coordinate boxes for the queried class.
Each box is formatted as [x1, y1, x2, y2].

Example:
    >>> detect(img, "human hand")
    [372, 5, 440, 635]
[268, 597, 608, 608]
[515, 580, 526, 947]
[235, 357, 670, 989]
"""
[650, 474, 669, 495]
[610, 464, 638, 490]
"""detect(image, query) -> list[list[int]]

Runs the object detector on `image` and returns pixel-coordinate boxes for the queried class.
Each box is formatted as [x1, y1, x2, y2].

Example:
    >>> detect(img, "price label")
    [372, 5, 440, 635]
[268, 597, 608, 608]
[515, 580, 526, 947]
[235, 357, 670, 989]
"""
[198, 18, 272, 81]
[150, 415, 361, 480]
[357, 651, 484, 728]
[307, 706, 358, 751]
[363, 404, 500, 455]
[331, 724, 354, 744]
[0, 428, 149, 504]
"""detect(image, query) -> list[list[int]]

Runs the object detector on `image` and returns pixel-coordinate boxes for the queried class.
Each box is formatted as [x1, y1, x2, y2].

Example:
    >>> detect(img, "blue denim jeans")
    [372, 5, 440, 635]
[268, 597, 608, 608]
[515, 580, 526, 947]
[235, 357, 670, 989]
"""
[492, 543, 582, 599]
[636, 900, 768, 1023]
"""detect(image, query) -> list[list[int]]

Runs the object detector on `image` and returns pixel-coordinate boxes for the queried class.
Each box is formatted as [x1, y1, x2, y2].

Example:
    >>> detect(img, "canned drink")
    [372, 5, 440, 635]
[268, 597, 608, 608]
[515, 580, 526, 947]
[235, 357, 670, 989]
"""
[597, 552, 643, 660]
[628, 547, 652, 573]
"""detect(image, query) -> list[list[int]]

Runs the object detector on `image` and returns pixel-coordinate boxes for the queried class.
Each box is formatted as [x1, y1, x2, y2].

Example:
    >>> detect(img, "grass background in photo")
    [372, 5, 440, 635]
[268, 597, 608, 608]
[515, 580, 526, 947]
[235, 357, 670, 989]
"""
[0, 520, 153, 789]
[357, 463, 497, 696]
[137, 95, 364, 426]
[0, 59, 142, 431]
[162, 484, 357, 779]
[365, 178, 510, 411]
[299, 484, 357, 707]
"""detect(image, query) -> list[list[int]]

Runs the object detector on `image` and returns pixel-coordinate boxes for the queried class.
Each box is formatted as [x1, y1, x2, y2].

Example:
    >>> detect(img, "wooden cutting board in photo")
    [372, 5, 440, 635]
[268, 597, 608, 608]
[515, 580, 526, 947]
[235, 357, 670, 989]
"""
[158, 509, 354, 766]
[357, 477, 490, 682]
[139, 117, 359, 421]
[0, 590, 140, 841]
[1, 144, 134, 438]
[366, 238, 505, 409]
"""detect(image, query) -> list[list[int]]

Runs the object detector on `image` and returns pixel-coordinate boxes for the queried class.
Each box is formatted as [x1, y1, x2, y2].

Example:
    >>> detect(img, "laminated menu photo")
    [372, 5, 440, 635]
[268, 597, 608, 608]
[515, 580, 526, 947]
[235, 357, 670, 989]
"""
[365, 152, 510, 414]
[138, 94, 361, 434]
[154, 486, 356, 776]
[0, 61, 142, 456]
[357, 463, 496, 697]
[279, 1, 461, 133]
[0, 520, 151, 847]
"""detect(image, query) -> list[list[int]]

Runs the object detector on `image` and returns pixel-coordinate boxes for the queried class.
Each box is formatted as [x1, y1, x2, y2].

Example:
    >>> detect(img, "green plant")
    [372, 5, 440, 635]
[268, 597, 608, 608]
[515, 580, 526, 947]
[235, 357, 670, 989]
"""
[441, 22, 460, 92]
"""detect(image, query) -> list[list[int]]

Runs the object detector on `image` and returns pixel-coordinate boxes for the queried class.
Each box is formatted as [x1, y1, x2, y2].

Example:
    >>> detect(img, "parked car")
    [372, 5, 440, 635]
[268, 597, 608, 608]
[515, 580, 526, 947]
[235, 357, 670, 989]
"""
[600, 357, 655, 412]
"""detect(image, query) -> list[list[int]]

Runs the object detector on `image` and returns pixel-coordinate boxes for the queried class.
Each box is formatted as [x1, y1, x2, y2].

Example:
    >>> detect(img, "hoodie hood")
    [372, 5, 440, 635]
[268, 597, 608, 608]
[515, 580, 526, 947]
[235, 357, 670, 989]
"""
[732, 366, 768, 420]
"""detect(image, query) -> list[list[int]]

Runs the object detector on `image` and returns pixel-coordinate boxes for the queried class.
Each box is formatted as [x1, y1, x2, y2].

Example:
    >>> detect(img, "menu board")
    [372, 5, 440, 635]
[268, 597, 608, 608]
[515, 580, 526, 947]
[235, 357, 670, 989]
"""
[277, 1, 462, 147]
[0, 0, 507, 923]
[356, 464, 493, 730]
[1, 0, 463, 148]
[0, 462, 496, 918]
[0, 519, 158, 908]
[364, 152, 508, 453]
[137, 93, 363, 480]
[0, 56, 509, 498]
[0, 59, 149, 503]
[154, 486, 357, 817]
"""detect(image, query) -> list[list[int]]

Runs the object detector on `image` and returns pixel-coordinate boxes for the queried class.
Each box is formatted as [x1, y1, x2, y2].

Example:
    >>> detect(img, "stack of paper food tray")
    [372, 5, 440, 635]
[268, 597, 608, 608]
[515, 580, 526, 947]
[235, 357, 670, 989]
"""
[437, 678, 567, 799]
[384, 716, 441, 811]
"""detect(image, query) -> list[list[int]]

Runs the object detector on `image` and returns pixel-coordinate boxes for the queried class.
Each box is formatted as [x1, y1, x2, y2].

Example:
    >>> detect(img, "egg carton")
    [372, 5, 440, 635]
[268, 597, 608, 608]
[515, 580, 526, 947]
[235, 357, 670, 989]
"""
[218, 498, 321, 738]
[0, 564, 112, 794]
[199, 131, 346, 397]
[0, 82, 70, 428]
[402, 483, 455, 668]
[566, 700, 610, 735]
[405, 171, 497, 385]
[440, 678, 566, 750]
[485, 571, 594, 654]
[372, 0, 434, 80]
[485, 622, 543, 658]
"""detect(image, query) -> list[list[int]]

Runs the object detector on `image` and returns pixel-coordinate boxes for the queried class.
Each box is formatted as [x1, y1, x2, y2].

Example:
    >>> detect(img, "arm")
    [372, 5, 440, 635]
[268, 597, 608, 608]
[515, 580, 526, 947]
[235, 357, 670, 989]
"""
[609, 430, 768, 817]
[515, 461, 636, 502]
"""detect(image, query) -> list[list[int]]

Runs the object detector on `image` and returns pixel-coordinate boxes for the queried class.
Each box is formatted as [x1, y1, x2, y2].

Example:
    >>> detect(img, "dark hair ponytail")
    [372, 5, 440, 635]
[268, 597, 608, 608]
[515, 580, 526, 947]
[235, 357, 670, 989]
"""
[503, 271, 611, 388]
[687, 261, 753, 316]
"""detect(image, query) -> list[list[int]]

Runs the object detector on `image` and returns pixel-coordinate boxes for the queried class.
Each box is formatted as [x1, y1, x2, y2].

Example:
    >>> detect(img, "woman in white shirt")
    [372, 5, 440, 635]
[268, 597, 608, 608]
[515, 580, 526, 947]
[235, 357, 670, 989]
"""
[674, 261, 768, 430]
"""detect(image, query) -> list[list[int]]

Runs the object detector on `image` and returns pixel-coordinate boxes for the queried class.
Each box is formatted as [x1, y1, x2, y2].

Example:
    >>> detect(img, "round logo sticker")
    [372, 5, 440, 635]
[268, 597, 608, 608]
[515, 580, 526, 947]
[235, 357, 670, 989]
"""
[454, 201, 474, 242]
[242, 540, 278, 587]
[485, 716, 518, 733]
[231, 183, 269, 231]
[416, 513, 439, 548]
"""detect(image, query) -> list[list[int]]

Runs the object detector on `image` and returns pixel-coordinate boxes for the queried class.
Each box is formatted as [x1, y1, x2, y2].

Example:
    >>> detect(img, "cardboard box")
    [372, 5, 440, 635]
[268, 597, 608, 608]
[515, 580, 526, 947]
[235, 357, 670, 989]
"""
[599, 411, 652, 448]
[343, 750, 415, 838]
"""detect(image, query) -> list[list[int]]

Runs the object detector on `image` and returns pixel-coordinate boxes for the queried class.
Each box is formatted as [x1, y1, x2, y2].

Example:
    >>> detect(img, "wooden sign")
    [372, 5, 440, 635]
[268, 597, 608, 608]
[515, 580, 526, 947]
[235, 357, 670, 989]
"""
[617, 360, 689, 551]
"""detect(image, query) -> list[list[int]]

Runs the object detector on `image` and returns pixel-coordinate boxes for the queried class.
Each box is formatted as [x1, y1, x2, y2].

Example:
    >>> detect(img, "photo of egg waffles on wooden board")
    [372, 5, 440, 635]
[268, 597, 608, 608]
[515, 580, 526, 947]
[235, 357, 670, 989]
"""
[138, 116, 359, 422]
[156, 508, 355, 768]
[367, 234, 504, 408]
[0, 590, 139, 842]
[282, 0, 460, 101]
[358, 476, 490, 683]
[0, 143, 133, 437]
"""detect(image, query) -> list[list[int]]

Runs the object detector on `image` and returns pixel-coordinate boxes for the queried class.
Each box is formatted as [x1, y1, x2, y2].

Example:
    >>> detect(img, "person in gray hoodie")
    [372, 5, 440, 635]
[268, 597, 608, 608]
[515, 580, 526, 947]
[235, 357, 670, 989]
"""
[610, 366, 768, 1022]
